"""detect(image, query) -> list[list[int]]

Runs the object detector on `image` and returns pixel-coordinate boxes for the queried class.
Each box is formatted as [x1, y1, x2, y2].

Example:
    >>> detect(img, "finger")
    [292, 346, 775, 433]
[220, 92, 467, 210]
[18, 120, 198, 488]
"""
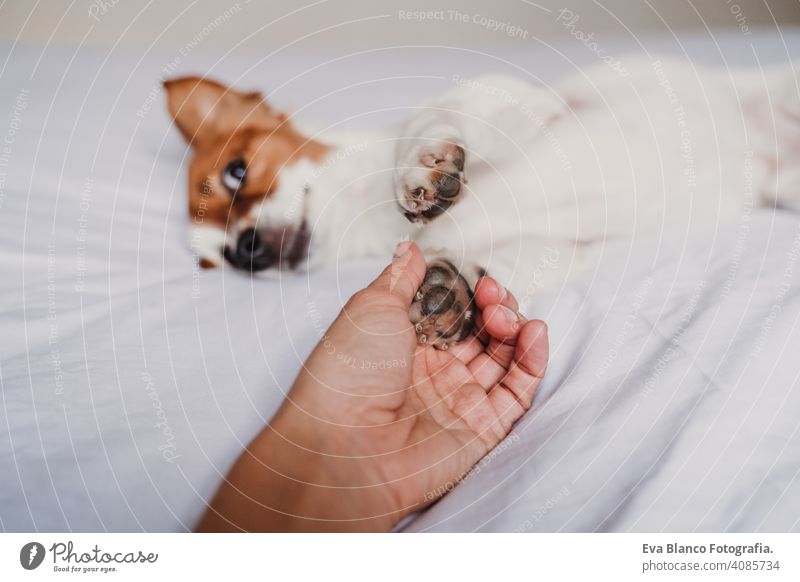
[489, 320, 549, 432]
[466, 352, 509, 390]
[475, 277, 519, 313]
[467, 332, 520, 388]
[366, 241, 427, 306]
[467, 302, 527, 387]
[447, 335, 484, 363]
[473, 312, 490, 345]
[481, 304, 523, 344]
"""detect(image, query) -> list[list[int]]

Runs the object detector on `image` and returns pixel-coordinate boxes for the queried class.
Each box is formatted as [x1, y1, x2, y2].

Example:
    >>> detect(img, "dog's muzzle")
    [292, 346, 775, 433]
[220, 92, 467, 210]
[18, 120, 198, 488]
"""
[223, 223, 309, 272]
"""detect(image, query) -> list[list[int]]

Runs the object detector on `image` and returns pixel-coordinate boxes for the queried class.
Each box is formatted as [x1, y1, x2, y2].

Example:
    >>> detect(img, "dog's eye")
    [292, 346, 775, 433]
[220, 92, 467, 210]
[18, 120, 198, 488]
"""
[222, 158, 247, 194]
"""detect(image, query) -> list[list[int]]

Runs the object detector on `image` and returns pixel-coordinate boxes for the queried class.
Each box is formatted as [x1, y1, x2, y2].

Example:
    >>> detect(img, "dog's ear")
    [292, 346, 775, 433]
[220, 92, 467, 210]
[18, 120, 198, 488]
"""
[163, 77, 281, 145]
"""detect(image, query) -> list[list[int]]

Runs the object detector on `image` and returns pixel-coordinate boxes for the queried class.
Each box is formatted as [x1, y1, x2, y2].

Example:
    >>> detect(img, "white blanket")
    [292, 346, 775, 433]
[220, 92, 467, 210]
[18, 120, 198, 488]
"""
[2, 31, 800, 532]
[406, 211, 800, 532]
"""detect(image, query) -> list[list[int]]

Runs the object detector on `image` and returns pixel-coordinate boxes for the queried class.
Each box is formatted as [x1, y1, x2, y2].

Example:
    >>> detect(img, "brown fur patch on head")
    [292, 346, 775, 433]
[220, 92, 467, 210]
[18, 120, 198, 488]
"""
[164, 76, 329, 230]
[163, 76, 281, 144]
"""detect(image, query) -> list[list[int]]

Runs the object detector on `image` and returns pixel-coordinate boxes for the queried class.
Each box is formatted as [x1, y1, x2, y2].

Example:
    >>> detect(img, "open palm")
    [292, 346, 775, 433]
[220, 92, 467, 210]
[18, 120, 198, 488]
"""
[284, 243, 548, 525]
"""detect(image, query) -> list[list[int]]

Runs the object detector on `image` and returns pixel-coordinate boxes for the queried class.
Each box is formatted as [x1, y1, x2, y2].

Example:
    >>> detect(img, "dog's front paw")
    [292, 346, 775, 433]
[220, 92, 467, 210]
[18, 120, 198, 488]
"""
[395, 139, 465, 224]
[409, 259, 475, 349]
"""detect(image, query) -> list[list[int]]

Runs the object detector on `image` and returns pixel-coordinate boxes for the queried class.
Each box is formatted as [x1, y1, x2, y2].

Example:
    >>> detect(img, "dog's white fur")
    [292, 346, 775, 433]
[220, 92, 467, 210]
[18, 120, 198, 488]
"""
[205, 57, 800, 305]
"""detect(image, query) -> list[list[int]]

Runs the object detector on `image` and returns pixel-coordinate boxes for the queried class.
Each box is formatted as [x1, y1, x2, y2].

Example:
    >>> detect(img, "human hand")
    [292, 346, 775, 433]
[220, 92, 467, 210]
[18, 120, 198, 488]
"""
[198, 242, 548, 531]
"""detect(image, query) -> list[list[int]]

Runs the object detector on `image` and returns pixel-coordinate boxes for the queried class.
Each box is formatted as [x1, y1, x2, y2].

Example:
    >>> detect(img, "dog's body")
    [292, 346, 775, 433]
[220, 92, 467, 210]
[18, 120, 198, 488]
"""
[166, 57, 800, 347]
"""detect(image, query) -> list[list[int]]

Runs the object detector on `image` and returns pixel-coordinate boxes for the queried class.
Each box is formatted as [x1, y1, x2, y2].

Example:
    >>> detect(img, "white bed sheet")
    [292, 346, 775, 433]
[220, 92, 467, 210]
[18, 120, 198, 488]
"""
[2, 30, 800, 531]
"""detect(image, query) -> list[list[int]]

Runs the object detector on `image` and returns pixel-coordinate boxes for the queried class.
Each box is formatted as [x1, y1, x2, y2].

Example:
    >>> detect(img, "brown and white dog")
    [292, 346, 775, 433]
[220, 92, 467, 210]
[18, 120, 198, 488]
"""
[164, 58, 800, 348]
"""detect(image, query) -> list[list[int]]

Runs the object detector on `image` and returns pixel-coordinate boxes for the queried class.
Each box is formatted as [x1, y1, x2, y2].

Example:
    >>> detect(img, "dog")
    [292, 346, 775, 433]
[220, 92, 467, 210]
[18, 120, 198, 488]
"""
[164, 57, 800, 348]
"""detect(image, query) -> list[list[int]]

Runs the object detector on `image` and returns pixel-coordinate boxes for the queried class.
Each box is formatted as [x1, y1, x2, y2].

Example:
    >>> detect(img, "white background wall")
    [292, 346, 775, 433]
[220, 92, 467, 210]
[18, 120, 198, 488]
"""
[1, 0, 798, 51]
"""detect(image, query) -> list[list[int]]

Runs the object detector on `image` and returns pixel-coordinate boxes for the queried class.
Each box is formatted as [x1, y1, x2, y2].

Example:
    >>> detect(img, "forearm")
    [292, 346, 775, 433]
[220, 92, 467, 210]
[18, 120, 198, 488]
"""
[195, 407, 399, 532]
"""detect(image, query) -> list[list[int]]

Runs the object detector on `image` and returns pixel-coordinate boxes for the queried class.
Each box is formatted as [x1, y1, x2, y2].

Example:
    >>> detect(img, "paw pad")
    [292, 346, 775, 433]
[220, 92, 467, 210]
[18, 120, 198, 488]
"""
[399, 143, 466, 223]
[410, 260, 475, 349]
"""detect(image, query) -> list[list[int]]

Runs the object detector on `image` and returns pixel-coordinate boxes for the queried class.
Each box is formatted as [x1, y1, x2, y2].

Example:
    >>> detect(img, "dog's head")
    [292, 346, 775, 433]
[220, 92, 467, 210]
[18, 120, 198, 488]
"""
[164, 77, 328, 271]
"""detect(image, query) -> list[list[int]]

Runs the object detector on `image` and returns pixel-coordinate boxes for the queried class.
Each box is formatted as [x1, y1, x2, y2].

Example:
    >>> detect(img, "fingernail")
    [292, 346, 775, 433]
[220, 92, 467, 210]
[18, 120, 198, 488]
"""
[394, 240, 412, 258]
[499, 305, 519, 330]
[498, 284, 508, 302]
[390, 242, 412, 291]
[486, 277, 507, 302]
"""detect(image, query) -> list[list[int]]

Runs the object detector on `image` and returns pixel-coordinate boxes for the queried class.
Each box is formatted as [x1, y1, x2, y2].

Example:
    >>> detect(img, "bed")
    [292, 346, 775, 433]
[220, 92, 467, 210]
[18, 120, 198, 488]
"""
[2, 29, 800, 532]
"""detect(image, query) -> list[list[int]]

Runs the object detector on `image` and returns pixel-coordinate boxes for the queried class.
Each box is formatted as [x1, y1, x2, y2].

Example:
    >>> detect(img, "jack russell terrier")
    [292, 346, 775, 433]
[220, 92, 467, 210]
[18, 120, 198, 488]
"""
[165, 57, 800, 348]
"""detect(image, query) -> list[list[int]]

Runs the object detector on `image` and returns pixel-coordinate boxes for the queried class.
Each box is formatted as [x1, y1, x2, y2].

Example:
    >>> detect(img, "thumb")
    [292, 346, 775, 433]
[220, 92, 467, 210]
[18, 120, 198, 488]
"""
[367, 241, 427, 306]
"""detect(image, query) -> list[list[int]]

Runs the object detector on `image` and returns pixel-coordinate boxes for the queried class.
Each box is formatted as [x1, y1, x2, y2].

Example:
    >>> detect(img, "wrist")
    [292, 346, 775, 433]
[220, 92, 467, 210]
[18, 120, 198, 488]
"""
[197, 404, 400, 532]
[269, 405, 402, 531]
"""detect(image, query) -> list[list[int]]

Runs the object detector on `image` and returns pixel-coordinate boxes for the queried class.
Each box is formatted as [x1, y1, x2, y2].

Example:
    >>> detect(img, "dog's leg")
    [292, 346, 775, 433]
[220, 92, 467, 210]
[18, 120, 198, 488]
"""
[393, 75, 565, 224]
[409, 252, 485, 349]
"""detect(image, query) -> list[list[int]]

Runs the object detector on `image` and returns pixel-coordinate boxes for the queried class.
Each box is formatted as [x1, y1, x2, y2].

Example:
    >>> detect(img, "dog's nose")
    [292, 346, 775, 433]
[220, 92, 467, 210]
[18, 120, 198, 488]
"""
[237, 227, 262, 258]
[224, 227, 276, 271]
